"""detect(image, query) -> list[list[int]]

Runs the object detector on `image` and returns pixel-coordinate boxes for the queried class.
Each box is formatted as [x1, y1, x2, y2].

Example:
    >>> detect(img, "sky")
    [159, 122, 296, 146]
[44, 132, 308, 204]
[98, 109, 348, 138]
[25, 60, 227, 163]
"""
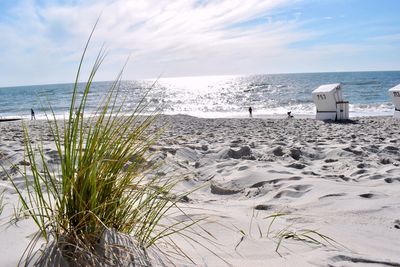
[0, 0, 399, 87]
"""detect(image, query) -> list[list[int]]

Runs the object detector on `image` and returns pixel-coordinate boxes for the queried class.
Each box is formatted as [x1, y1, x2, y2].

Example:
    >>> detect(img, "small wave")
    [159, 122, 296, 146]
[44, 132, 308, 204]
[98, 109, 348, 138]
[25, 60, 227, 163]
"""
[349, 102, 394, 117]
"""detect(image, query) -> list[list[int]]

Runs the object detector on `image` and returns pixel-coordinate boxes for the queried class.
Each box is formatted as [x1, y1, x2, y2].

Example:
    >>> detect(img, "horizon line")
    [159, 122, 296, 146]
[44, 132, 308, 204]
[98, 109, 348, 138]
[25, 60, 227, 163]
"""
[1, 69, 400, 89]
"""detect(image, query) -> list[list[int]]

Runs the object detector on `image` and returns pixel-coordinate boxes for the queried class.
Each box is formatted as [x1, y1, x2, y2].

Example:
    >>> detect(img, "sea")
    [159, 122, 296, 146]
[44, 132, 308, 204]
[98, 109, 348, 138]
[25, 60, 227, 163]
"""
[1, 71, 399, 120]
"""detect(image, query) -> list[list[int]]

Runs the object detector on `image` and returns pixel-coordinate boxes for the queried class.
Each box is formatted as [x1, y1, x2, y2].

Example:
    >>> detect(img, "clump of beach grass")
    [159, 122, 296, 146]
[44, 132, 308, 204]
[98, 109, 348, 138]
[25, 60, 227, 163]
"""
[263, 212, 344, 256]
[9, 26, 198, 266]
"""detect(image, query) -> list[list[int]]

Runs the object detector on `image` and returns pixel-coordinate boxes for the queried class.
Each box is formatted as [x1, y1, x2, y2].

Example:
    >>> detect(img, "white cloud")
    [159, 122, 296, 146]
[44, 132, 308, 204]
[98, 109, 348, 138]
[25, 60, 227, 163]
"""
[1, 0, 313, 85]
[0, 0, 398, 86]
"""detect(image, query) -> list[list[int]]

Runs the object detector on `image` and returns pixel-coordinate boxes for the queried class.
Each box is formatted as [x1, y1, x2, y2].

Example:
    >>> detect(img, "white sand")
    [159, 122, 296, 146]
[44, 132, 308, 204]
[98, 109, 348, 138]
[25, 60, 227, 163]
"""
[1, 116, 400, 266]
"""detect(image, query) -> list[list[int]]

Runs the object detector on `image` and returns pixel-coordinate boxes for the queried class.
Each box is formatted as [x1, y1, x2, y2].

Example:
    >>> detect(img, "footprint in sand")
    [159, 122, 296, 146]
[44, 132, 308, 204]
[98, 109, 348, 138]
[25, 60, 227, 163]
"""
[288, 184, 312, 191]
[381, 158, 393, 164]
[254, 204, 275, 211]
[271, 146, 285, 156]
[351, 169, 368, 176]
[274, 190, 305, 199]
[238, 165, 249, 171]
[394, 219, 400, 229]
[301, 171, 319, 176]
[250, 181, 270, 188]
[324, 158, 338, 163]
[384, 178, 400, 183]
[386, 168, 400, 174]
[286, 163, 306, 169]
[251, 176, 303, 188]
[321, 165, 333, 171]
[368, 174, 384, 180]
[274, 184, 312, 199]
[359, 193, 376, 199]
[289, 148, 302, 160]
[319, 193, 346, 200]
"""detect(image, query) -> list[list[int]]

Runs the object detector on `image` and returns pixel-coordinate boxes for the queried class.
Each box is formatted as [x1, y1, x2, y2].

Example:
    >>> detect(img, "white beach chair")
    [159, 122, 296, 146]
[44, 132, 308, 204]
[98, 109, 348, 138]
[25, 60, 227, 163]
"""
[312, 83, 349, 121]
[388, 84, 400, 119]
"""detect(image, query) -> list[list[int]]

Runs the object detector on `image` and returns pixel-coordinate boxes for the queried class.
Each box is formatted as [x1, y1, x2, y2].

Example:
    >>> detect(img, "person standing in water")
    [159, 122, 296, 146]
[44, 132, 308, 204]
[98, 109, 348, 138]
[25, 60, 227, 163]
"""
[248, 106, 253, 117]
[31, 108, 36, 120]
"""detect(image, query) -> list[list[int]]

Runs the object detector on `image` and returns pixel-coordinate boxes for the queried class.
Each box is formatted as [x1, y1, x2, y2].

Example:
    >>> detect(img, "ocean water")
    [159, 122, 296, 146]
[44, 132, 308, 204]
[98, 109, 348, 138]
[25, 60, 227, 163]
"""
[0, 71, 399, 119]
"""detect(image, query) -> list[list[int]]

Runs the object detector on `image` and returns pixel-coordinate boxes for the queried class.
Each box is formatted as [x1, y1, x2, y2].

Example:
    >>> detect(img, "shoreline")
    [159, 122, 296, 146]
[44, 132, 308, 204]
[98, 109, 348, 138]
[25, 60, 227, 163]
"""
[0, 112, 396, 122]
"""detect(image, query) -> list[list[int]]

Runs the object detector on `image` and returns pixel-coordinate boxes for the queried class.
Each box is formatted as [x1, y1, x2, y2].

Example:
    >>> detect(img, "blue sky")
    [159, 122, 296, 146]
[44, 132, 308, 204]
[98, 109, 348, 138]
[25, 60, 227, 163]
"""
[0, 0, 399, 87]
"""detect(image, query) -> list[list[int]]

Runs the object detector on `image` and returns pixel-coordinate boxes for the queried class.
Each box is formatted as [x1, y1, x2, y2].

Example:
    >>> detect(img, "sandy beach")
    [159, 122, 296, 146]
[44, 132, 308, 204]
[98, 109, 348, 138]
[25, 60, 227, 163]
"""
[1, 115, 400, 266]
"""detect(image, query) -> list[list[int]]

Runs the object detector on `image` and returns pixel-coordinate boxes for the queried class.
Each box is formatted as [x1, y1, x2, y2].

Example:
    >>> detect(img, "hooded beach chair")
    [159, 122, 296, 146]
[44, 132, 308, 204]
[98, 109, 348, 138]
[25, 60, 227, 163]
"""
[388, 84, 400, 119]
[312, 83, 349, 121]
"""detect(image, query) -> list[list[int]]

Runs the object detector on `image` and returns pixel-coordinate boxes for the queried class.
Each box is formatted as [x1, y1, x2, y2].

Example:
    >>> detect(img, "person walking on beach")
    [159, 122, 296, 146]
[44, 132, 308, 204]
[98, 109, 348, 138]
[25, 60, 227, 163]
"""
[248, 106, 253, 117]
[31, 108, 36, 120]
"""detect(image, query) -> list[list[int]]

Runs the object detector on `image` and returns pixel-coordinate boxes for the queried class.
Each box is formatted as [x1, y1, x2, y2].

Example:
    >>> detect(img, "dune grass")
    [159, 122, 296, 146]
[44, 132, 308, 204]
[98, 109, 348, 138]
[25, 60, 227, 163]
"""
[264, 212, 343, 255]
[9, 26, 198, 266]
[0, 189, 4, 216]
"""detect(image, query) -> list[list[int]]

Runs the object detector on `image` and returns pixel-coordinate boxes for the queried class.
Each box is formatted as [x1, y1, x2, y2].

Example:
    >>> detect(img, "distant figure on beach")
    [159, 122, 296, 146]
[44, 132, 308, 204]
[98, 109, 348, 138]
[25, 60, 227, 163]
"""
[287, 111, 293, 118]
[31, 108, 36, 120]
[248, 107, 253, 117]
